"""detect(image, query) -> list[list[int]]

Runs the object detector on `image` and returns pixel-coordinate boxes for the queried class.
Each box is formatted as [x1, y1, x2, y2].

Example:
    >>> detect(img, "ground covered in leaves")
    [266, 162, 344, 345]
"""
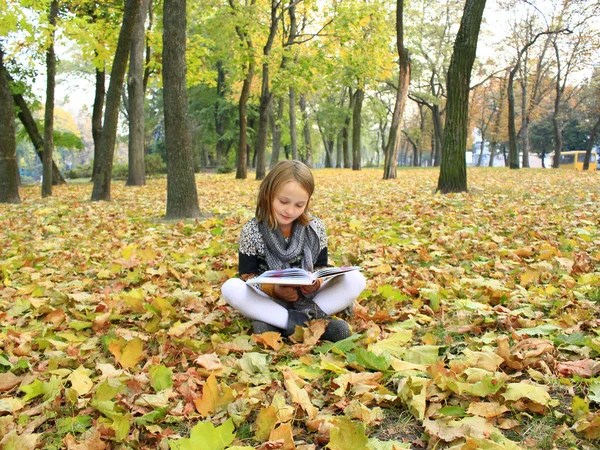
[1, 168, 600, 450]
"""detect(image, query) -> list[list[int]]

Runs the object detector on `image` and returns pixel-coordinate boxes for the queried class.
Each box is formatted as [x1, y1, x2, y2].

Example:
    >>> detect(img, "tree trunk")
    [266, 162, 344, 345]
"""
[91, 66, 105, 182]
[336, 132, 342, 168]
[507, 65, 520, 169]
[91, 0, 140, 201]
[489, 73, 507, 167]
[143, 0, 154, 93]
[552, 41, 564, 169]
[343, 87, 353, 168]
[163, 0, 201, 218]
[256, 63, 271, 180]
[289, 86, 298, 160]
[352, 88, 364, 171]
[429, 104, 442, 167]
[215, 61, 226, 169]
[42, 0, 58, 198]
[270, 96, 284, 168]
[477, 140, 484, 166]
[383, 50, 410, 179]
[299, 94, 313, 167]
[9, 76, 65, 184]
[255, 0, 280, 180]
[236, 65, 253, 179]
[126, 0, 149, 186]
[437, 0, 487, 193]
[383, 0, 410, 180]
[0, 48, 20, 204]
[583, 116, 599, 170]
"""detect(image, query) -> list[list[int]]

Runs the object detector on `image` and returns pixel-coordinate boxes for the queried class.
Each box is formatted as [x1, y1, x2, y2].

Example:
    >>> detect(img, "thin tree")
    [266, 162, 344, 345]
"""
[126, 0, 150, 186]
[0, 48, 20, 204]
[42, 0, 58, 198]
[437, 0, 487, 193]
[230, 0, 256, 180]
[163, 0, 201, 218]
[383, 0, 410, 180]
[91, 0, 140, 201]
[8, 72, 65, 184]
[351, 88, 364, 170]
[299, 94, 313, 167]
[255, 0, 283, 180]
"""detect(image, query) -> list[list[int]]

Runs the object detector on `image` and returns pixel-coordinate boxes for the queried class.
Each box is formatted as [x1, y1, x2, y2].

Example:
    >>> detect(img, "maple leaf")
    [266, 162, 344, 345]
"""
[194, 374, 235, 417]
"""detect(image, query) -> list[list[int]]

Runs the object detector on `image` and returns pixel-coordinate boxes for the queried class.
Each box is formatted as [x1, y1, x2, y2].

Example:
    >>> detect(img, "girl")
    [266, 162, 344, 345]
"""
[221, 160, 366, 342]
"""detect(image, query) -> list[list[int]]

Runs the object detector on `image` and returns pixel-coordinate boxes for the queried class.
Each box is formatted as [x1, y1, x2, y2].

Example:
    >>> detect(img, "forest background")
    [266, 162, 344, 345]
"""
[2, 0, 599, 188]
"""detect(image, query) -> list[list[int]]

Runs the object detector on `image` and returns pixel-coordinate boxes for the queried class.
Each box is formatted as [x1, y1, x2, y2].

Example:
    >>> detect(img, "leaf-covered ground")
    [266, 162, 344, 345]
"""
[1, 168, 600, 450]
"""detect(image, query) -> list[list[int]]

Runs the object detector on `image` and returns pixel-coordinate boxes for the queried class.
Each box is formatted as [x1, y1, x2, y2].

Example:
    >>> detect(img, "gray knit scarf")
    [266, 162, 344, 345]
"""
[258, 220, 320, 271]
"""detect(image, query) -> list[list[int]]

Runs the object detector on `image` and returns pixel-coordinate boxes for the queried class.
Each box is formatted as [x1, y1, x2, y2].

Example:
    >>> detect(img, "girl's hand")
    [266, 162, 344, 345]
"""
[274, 285, 299, 302]
[300, 282, 320, 296]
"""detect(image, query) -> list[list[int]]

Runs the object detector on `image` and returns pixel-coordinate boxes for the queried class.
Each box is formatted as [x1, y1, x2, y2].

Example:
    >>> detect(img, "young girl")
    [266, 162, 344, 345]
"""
[221, 160, 366, 342]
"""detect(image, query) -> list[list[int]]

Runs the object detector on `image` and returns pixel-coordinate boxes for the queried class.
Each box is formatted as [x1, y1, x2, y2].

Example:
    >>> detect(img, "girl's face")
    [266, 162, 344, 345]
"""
[272, 180, 310, 231]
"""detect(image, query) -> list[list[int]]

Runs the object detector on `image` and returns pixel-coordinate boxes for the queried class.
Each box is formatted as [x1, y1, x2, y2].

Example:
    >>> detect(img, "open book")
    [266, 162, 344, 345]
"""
[246, 266, 362, 286]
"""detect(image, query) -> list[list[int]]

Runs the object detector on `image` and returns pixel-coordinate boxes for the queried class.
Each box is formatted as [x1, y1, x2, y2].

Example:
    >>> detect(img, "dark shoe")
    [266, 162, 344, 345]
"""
[292, 298, 328, 319]
[252, 320, 283, 335]
[321, 319, 351, 342]
[284, 309, 316, 337]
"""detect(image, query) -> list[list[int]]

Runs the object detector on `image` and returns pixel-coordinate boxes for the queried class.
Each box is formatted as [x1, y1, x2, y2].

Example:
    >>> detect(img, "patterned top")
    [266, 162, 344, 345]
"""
[238, 217, 328, 277]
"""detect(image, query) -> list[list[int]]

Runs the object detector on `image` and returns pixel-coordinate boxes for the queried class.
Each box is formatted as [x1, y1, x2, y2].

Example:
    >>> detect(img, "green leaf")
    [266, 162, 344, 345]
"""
[402, 346, 441, 365]
[94, 379, 124, 402]
[69, 320, 93, 331]
[168, 418, 235, 450]
[21, 379, 45, 402]
[135, 408, 168, 426]
[56, 415, 92, 435]
[588, 383, 600, 404]
[368, 438, 411, 449]
[515, 324, 561, 336]
[502, 383, 553, 405]
[438, 406, 467, 417]
[348, 348, 392, 371]
[328, 416, 369, 450]
[149, 365, 174, 391]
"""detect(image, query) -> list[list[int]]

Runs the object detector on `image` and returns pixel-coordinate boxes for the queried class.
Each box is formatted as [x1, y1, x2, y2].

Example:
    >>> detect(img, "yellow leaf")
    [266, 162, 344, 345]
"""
[68, 366, 93, 396]
[109, 338, 144, 369]
[121, 289, 145, 313]
[269, 422, 296, 450]
[373, 264, 392, 274]
[194, 374, 235, 418]
[121, 244, 137, 260]
[137, 247, 157, 263]
[97, 269, 112, 279]
[283, 369, 318, 419]
[520, 270, 540, 286]
[255, 406, 279, 442]
[152, 297, 176, 318]
[467, 401, 509, 418]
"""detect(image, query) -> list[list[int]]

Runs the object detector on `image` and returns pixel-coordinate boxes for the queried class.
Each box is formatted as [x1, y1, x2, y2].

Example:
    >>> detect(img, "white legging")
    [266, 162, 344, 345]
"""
[221, 271, 366, 329]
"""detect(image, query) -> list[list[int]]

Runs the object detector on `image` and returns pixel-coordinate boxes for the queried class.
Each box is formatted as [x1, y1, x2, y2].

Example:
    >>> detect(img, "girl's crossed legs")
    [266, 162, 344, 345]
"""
[221, 270, 366, 329]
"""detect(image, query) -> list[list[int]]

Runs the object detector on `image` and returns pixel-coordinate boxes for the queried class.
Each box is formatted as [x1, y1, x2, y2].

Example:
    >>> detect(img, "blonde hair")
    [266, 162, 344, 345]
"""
[256, 160, 314, 229]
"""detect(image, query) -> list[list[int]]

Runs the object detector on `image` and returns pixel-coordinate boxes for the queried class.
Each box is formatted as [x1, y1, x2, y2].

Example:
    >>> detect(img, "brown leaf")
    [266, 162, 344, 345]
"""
[253, 331, 283, 351]
[0, 372, 23, 392]
[555, 359, 600, 377]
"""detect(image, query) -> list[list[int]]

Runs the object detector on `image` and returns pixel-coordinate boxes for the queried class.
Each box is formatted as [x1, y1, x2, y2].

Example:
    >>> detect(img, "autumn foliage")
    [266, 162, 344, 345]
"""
[1, 168, 600, 449]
